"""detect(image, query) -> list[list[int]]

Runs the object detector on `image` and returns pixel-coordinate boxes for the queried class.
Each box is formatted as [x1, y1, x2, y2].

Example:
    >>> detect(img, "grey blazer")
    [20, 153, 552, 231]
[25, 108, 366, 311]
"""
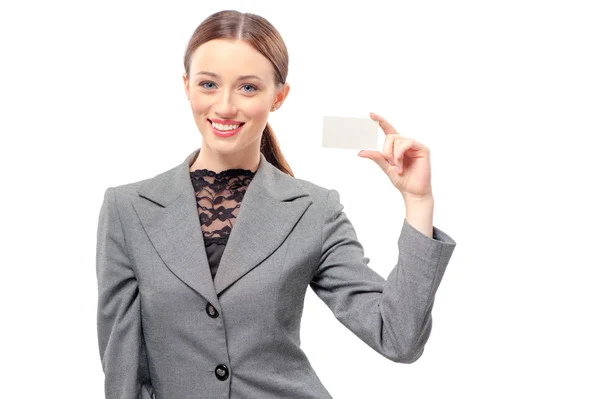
[96, 147, 457, 399]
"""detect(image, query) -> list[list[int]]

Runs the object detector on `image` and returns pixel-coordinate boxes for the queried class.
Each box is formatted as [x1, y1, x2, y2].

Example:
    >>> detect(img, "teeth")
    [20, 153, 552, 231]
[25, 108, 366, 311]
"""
[211, 121, 240, 131]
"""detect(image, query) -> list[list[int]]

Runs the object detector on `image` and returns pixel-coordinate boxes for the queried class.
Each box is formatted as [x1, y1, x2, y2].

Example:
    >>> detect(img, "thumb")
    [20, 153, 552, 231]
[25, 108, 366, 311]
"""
[358, 150, 389, 172]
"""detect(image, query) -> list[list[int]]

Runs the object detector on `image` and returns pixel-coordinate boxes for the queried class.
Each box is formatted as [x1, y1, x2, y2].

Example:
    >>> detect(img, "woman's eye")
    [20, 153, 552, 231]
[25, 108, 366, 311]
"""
[199, 81, 216, 89]
[242, 84, 258, 93]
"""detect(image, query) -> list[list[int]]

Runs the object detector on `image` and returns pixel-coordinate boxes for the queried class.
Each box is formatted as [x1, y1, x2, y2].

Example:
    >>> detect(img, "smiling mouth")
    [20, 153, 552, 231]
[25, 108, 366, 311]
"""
[207, 118, 246, 127]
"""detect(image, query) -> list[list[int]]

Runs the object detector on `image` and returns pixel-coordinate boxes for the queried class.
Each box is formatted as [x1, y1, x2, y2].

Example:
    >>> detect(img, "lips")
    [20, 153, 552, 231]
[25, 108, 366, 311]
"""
[208, 119, 245, 138]
[208, 118, 245, 126]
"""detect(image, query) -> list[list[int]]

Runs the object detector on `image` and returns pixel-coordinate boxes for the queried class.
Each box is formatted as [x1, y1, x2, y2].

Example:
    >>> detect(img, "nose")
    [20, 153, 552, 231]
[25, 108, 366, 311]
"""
[214, 90, 238, 116]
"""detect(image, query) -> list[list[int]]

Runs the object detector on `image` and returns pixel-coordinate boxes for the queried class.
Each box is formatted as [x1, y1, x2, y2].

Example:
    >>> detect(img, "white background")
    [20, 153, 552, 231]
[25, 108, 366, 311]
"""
[1, 0, 599, 397]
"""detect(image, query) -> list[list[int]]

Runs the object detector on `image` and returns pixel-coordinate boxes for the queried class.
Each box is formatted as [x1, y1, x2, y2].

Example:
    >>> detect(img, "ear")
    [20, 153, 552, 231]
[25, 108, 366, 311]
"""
[272, 82, 290, 111]
[183, 73, 190, 101]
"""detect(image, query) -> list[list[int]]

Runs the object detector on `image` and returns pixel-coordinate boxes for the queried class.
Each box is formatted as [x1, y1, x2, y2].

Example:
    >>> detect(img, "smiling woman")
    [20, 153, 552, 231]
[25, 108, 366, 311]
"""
[95, 8, 457, 399]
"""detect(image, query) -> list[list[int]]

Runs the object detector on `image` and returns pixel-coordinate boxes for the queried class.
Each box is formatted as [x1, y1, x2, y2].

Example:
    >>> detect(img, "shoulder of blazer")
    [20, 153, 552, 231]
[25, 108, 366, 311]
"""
[108, 148, 336, 217]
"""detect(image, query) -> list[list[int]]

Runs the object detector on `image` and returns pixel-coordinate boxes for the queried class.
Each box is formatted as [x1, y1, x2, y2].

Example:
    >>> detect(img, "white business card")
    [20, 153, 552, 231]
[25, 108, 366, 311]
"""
[321, 116, 379, 150]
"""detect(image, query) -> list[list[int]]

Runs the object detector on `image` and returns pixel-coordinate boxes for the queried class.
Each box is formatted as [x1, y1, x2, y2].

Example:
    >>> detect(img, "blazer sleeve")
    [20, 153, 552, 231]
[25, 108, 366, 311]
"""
[96, 187, 154, 399]
[310, 189, 457, 363]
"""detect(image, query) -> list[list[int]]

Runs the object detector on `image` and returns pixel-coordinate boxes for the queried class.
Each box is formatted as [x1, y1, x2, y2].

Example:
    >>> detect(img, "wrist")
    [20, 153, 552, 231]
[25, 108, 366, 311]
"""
[404, 194, 434, 238]
[402, 192, 434, 204]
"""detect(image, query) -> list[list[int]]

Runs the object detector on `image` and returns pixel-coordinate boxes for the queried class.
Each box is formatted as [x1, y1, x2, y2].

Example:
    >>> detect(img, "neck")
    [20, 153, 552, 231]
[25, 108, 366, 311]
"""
[189, 146, 260, 174]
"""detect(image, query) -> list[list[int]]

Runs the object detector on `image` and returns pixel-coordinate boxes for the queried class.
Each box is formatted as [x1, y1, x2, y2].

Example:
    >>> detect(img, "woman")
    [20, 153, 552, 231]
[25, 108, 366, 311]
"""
[96, 9, 457, 399]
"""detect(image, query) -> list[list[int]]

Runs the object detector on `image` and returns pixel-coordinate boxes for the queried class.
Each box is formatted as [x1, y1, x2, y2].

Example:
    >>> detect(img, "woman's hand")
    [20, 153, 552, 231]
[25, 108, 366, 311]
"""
[358, 112, 433, 200]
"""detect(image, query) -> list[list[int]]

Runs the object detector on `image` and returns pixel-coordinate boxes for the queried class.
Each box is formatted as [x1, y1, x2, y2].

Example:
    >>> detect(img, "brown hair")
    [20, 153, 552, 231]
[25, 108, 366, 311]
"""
[183, 10, 294, 177]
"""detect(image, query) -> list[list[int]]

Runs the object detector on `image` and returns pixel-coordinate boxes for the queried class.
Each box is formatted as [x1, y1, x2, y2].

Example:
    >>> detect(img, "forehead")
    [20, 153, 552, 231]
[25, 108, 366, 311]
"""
[190, 39, 273, 79]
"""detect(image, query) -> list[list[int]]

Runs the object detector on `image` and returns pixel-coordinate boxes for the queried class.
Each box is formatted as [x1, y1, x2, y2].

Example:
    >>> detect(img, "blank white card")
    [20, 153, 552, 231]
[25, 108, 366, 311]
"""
[321, 116, 379, 150]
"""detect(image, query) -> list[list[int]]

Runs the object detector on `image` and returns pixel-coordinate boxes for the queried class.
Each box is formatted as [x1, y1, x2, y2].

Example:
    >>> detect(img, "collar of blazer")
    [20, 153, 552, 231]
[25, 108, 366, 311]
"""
[133, 147, 313, 304]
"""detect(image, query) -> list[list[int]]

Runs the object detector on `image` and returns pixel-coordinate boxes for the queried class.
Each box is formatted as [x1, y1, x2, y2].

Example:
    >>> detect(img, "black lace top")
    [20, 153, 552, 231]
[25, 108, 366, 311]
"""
[190, 168, 257, 280]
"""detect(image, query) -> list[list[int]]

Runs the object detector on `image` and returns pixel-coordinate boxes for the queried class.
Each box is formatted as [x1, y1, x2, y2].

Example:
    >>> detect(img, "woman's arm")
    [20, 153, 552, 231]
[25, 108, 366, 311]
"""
[96, 187, 153, 398]
[310, 189, 456, 363]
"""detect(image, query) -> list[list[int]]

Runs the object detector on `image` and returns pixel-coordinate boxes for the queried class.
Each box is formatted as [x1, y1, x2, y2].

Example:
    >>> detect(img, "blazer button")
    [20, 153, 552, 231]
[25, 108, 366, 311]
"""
[215, 364, 229, 380]
[206, 302, 219, 318]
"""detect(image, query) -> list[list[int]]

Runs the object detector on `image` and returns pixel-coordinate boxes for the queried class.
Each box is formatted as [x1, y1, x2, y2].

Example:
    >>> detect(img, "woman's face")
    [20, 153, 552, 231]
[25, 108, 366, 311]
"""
[183, 39, 289, 160]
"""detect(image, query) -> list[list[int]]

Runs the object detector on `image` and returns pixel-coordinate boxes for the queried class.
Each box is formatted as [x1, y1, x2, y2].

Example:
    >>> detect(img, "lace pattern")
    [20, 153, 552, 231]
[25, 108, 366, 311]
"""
[190, 168, 256, 246]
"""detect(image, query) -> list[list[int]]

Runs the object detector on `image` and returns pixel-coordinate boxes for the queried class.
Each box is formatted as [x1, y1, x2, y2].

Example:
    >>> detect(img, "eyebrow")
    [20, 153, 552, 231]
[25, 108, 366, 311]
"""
[196, 71, 265, 82]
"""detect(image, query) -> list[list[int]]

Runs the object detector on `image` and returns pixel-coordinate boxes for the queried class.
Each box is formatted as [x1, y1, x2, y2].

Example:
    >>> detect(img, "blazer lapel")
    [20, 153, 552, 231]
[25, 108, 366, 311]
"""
[133, 147, 313, 304]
